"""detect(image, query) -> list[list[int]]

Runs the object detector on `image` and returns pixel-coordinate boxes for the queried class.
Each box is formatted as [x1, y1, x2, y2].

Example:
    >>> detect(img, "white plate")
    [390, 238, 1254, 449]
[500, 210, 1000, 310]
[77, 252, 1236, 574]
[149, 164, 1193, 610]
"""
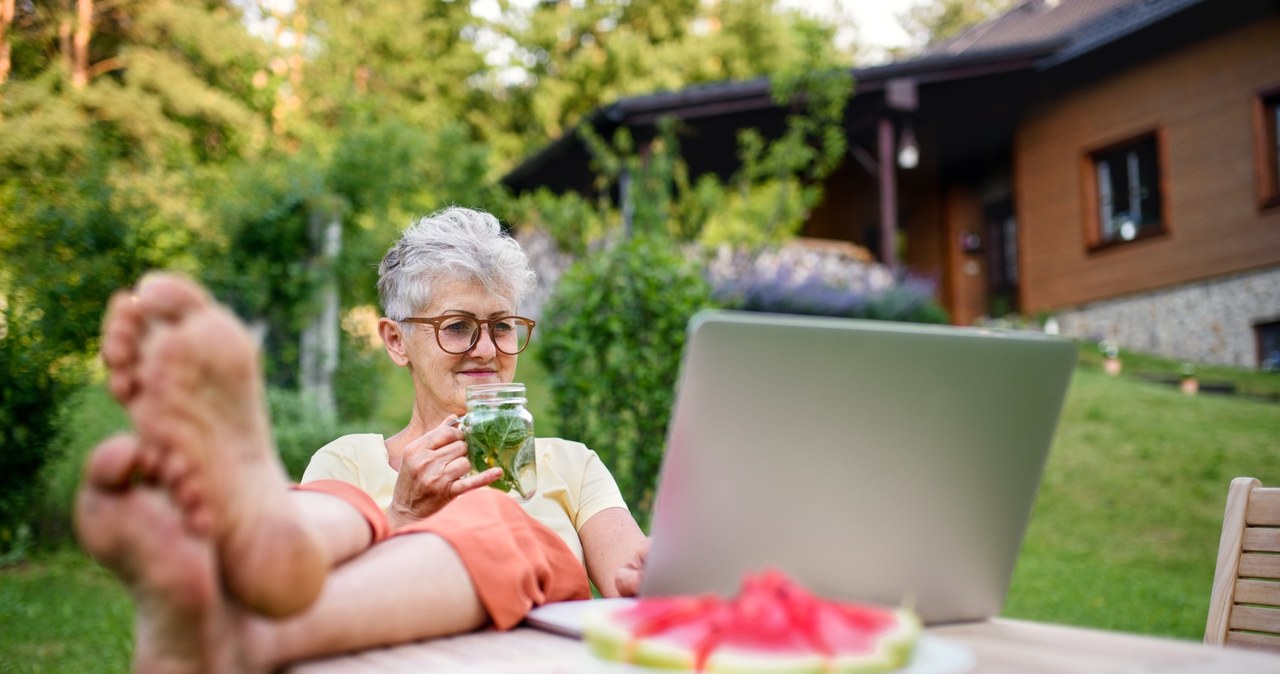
[580, 635, 973, 674]
[895, 635, 976, 674]
[526, 598, 637, 637]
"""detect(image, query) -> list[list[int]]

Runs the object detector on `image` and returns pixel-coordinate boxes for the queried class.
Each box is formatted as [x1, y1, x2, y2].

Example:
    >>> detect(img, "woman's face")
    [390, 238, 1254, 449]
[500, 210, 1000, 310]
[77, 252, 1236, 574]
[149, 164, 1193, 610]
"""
[402, 278, 519, 417]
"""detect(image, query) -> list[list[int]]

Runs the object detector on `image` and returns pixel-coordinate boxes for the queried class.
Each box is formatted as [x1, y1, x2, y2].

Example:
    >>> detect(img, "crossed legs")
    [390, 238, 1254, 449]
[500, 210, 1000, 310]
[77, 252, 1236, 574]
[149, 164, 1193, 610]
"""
[78, 273, 487, 672]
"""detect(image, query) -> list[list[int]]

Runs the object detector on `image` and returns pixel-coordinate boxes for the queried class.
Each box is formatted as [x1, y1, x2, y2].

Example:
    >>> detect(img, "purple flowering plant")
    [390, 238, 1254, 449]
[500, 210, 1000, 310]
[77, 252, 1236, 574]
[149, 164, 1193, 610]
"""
[711, 263, 948, 324]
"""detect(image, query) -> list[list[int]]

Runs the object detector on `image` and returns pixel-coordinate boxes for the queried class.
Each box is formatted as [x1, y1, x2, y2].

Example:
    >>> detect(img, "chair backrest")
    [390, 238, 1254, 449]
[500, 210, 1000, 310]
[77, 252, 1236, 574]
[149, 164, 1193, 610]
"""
[1205, 477, 1280, 649]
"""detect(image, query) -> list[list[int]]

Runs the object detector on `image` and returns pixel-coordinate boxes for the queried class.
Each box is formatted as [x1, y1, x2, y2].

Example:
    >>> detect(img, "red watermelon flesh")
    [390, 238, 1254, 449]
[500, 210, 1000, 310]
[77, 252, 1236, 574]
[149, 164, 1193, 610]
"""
[584, 569, 920, 673]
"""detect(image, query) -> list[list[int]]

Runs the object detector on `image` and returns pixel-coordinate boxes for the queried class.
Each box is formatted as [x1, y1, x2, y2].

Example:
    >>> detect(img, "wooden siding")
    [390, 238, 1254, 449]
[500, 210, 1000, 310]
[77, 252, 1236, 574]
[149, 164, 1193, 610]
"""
[943, 185, 989, 326]
[1014, 17, 1280, 313]
[901, 159, 947, 284]
[807, 162, 882, 247]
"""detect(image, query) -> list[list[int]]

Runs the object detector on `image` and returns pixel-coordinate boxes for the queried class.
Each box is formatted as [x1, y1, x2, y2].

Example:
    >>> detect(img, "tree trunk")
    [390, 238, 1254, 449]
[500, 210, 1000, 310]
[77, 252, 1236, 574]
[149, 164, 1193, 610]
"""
[1, 0, 14, 85]
[299, 209, 341, 421]
[72, 0, 91, 87]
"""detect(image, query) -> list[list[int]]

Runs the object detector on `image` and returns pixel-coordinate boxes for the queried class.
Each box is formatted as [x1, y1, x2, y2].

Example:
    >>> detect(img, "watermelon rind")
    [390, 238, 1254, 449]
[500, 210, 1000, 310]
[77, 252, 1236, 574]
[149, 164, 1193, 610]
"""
[584, 603, 703, 670]
[700, 650, 828, 673]
[628, 637, 703, 671]
[583, 606, 637, 665]
[826, 608, 922, 673]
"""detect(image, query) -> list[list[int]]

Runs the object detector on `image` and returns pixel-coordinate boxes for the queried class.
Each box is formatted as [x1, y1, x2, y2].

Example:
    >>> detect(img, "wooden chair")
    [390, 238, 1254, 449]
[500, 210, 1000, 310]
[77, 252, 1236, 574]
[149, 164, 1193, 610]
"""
[1205, 477, 1280, 650]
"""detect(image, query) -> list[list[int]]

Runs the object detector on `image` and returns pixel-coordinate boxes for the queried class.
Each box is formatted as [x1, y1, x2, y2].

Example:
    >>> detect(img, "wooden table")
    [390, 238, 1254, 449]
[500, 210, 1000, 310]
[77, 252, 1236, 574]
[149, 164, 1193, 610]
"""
[290, 617, 1280, 673]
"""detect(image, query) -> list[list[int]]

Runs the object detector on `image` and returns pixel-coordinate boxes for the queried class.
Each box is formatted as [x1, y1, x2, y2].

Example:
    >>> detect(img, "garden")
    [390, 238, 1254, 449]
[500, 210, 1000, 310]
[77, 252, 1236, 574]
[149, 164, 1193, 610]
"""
[3, 1, 1280, 671]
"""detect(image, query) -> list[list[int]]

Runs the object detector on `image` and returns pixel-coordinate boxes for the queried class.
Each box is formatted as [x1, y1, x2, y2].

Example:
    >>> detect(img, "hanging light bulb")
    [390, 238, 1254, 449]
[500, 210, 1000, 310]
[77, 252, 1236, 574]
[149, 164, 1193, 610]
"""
[897, 126, 919, 169]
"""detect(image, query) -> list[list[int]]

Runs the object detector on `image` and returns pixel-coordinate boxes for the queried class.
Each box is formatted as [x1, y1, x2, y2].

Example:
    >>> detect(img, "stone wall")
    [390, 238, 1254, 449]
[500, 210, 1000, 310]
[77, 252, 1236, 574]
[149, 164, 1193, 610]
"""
[1054, 266, 1280, 368]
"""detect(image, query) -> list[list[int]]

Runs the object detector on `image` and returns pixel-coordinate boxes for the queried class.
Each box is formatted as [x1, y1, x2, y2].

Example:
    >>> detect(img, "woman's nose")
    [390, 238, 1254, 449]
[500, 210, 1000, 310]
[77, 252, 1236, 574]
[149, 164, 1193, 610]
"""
[469, 325, 498, 357]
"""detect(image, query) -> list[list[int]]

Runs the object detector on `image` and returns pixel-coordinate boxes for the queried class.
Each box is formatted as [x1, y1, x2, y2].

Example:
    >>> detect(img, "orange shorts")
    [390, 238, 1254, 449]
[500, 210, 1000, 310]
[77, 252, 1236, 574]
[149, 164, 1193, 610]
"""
[296, 480, 590, 630]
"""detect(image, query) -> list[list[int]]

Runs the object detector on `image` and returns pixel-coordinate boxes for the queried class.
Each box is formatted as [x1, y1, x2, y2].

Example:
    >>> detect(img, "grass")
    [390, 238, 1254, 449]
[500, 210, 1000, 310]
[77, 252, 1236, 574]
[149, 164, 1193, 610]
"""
[0, 548, 133, 673]
[1003, 362, 1280, 638]
[3, 341, 1277, 672]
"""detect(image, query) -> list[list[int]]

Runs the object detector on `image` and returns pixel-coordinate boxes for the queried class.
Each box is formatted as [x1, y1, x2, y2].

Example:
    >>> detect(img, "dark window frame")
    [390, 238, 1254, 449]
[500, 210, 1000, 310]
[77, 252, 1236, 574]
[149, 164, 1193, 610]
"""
[1256, 319, 1280, 371]
[1254, 85, 1280, 211]
[1082, 130, 1169, 252]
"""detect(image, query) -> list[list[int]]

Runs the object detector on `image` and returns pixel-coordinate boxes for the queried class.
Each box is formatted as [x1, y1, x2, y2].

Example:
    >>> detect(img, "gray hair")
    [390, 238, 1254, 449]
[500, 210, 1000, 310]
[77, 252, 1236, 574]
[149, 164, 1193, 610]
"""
[378, 207, 536, 322]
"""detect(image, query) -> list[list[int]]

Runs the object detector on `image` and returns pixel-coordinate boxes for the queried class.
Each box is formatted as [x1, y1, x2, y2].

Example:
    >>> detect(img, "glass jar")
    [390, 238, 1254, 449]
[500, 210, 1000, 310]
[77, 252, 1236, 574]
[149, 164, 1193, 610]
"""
[461, 383, 537, 500]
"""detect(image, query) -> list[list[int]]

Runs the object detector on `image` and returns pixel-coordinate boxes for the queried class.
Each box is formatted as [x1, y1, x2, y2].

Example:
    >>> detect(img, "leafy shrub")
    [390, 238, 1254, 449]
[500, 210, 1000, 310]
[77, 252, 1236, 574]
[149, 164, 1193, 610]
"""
[334, 313, 382, 423]
[203, 157, 327, 390]
[538, 234, 713, 521]
[710, 252, 948, 324]
[30, 384, 129, 550]
[268, 387, 347, 481]
[0, 302, 80, 557]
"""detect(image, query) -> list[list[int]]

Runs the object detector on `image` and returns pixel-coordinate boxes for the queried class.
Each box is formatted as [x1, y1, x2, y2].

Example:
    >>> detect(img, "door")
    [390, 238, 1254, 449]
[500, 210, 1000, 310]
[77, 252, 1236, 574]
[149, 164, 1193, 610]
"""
[984, 200, 1019, 318]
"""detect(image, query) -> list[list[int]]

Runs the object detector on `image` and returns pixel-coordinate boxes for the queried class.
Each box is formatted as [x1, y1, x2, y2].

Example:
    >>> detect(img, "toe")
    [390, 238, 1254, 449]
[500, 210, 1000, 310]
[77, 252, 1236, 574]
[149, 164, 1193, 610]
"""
[108, 370, 137, 403]
[101, 292, 144, 401]
[84, 434, 146, 490]
[159, 453, 190, 488]
[102, 291, 142, 367]
[136, 272, 212, 323]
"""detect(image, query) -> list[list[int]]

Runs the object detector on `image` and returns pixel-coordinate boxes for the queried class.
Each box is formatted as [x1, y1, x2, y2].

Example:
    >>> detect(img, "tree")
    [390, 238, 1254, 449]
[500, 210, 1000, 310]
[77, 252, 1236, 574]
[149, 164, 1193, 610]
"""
[1, 0, 275, 354]
[487, 0, 852, 170]
[498, 0, 852, 252]
[1, 0, 15, 84]
[0, 0, 272, 550]
[269, 0, 488, 142]
[899, 0, 1017, 46]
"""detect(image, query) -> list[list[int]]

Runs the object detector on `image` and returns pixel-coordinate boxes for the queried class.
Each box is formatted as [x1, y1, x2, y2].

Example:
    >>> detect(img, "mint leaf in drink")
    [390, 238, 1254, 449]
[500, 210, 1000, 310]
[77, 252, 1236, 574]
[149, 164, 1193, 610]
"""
[465, 412, 532, 498]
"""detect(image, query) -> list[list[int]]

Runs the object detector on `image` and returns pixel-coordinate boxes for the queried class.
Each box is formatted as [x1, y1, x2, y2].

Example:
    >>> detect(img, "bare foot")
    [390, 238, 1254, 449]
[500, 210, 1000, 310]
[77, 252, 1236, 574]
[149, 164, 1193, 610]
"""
[101, 278, 218, 479]
[76, 435, 255, 674]
[114, 272, 326, 618]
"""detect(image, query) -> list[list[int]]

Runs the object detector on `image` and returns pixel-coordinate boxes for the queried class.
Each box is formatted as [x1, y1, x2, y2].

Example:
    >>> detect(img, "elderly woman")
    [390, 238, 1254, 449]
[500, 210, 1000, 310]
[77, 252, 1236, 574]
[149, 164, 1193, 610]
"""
[77, 211, 644, 672]
[302, 206, 647, 597]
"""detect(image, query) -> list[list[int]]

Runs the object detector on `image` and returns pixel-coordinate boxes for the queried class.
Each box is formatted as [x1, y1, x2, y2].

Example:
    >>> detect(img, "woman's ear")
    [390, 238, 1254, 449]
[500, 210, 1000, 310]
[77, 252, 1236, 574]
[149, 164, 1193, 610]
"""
[378, 318, 411, 367]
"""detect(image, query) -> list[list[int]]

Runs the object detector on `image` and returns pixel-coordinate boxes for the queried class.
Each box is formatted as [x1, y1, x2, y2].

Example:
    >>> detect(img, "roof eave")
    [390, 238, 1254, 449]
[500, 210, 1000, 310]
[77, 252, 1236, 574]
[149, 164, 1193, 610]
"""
[500, 44, 1062, 191]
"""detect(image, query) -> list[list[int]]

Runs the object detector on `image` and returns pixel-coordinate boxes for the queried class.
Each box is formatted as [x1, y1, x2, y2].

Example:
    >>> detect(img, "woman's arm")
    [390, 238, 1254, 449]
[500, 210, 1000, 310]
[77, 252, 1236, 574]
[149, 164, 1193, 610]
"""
[578, 507, 648, 597]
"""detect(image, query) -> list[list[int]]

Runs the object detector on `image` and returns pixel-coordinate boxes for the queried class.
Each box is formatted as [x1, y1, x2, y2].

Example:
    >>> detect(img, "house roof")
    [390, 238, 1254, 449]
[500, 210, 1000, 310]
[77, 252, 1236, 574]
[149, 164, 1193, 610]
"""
[500, 0, 1271, 195]
[928, 0, 1137, 58]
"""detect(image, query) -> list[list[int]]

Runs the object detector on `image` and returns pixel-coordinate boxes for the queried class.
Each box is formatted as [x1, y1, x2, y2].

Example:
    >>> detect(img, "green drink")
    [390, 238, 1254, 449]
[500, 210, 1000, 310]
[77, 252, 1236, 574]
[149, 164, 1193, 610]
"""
[462, 383, 537, 500]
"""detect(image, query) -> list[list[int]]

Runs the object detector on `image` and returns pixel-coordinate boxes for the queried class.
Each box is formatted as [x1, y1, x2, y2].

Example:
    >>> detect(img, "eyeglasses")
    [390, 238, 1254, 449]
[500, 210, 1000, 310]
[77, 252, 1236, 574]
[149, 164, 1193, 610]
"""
[399, 314, 536, 355]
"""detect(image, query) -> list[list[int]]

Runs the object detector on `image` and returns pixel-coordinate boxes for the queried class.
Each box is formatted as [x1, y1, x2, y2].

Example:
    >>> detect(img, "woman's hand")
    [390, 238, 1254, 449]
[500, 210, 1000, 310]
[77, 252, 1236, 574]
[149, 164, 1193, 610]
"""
[579, 507, 649, 597]
[387, 416, 502, 530]
[613, 538, 649, 597]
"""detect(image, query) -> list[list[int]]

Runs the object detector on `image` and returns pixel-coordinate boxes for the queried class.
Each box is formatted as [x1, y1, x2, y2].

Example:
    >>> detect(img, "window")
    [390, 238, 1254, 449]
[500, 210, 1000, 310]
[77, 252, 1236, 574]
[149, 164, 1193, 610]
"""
[1255, 88, 1280, 209]
[1258, 320, 1280, 371]
[1087, 132, 1165, 247]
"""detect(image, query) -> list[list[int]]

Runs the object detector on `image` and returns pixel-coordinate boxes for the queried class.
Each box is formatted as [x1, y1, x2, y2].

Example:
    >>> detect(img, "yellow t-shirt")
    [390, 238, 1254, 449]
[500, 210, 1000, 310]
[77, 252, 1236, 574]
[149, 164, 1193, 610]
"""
[300, 434, 628, 566]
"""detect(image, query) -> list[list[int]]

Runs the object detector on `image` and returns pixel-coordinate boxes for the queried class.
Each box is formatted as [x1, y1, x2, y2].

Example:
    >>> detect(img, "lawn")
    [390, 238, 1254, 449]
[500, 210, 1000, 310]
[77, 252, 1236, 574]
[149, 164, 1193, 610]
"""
[1003, 366, 1280, 637]
[3, 342, 1278, 672]
[0, 548, 132, 673]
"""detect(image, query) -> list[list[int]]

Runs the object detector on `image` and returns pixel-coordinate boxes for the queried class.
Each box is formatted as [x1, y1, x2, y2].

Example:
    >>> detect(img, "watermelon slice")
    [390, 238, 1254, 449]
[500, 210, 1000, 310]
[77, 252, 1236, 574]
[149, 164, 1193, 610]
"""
[584, 570, 920, 673]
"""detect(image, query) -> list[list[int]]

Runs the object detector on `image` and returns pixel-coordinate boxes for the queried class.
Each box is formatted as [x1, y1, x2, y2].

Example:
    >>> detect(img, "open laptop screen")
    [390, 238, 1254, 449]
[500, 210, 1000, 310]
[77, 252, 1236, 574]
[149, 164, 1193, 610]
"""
[640, 310, 1077, 624]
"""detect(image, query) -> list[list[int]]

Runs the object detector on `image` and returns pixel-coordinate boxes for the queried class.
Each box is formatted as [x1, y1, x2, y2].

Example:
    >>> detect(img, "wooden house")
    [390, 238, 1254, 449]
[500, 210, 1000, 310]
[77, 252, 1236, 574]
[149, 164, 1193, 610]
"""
[502, 0, 1280, 368]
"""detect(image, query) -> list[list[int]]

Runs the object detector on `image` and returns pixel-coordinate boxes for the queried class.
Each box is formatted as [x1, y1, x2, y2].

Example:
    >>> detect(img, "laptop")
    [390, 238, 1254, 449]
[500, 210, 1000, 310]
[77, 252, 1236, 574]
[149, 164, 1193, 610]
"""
[527, 309, 1077, 634]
